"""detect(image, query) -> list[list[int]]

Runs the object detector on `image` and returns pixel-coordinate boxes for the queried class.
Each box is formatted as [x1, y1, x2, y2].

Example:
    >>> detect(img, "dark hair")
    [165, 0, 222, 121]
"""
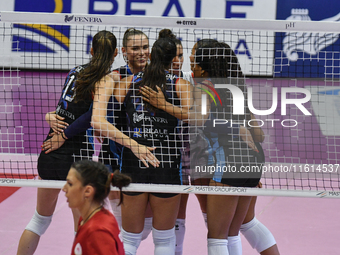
[71, 160, 131, 205]
[122, 28, 148, 48]
[195, 41, 249, 122]
[75, 30, 117, 102]
[138, 37, 177, 111]
[195, 41, 243, 78]
[158, 28, 182, 46]
[195, 38, 218, 50]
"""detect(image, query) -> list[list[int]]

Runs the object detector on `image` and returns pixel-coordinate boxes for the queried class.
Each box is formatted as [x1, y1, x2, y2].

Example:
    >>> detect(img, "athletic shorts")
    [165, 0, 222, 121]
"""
[123, 191, 178, 198]
[121, 147, 181, 186]
[37, 151, 91, 181]
[213, 142, 264, 188]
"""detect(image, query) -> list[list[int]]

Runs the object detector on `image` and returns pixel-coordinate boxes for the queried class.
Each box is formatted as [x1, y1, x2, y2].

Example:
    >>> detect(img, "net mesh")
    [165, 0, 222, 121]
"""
[1, 11, 340, 197]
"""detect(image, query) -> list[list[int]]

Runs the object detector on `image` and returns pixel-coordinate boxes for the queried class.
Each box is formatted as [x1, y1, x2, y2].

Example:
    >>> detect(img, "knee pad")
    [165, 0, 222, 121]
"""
[228, 234, 242, 255]
[141, 217, 153, 241]
[240, 217, 276, 253]
[175, 219, 186, 255]
[207, 238, 228, 255]
[121, 228, 142, 255]
[25, 210, 52, 236]
[153, 227, 176, 255]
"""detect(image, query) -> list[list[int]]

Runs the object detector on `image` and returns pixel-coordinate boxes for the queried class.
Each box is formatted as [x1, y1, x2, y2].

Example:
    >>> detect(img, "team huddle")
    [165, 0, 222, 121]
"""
[16, 28, 280, 255]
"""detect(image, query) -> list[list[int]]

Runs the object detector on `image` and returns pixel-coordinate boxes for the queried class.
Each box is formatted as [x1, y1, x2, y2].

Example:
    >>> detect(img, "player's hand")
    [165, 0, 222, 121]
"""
[140, 85, 166, 110]
[131, 145, 160, 168]
[45, 111, 68, 134]
[41, 133, 65, 154]
[239, 126, 259, 153]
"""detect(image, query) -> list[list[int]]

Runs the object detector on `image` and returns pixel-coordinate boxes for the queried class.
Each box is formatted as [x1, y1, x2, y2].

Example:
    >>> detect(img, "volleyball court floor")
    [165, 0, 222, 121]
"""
[1, 186, 339, 255]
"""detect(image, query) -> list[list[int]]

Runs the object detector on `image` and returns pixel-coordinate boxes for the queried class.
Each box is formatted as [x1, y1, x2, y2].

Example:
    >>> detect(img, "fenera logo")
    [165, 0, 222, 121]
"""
[64, 15, 102, 23]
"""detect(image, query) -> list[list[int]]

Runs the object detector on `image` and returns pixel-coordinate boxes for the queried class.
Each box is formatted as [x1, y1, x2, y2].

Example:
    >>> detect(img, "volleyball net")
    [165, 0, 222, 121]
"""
[1, 11, 340, 198]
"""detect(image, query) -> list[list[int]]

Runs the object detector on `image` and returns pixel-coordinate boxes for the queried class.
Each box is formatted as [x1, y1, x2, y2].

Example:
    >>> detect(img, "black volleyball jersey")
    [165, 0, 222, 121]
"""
[123, 72, 182, 171]
[112, 64, 133, 80]
[47, 64, 93, 155]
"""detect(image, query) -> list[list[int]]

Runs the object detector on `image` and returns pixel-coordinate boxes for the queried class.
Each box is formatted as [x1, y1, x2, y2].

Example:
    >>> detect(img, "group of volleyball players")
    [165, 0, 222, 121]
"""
[15, 27, 280, 255]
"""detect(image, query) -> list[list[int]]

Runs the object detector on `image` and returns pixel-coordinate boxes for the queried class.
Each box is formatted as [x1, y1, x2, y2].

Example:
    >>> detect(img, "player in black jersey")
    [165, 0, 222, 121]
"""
[105, 37, 191, 255]
[190, 41, 263, 255]
[100, 28, 150, 173]
[189, 39, 280, 255]
[155, 28, 191, 255]
[98, 28, 151, 232]
[16, 30, 118, 255]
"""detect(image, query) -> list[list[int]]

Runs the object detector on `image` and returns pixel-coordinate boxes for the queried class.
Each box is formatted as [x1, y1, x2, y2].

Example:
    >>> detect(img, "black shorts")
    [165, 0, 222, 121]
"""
[37, 151, 90, 181]
[121, 147, 181, 185]
[123, 191, 179, 198]
[215, 142, 264, 188]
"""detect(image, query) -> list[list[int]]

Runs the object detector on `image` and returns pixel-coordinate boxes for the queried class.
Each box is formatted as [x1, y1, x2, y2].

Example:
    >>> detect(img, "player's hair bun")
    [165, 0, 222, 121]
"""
[158, 28, 176, 39]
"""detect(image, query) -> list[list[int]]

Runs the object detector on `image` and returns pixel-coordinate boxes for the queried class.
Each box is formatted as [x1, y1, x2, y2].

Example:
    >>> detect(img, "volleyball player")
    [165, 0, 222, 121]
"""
[145, 34, 218, 255]
[191, 41, 264, 255]
[189, 39, 280, 255]
[142, 36, 279, 254]
[114, 28, 150, 78]
[238, 115, 280, 255]
[101, 28, 150, 166]
[105, 36, 191, 255]
[117, 29, 193, 252]
[63, 160, 130, 255]
[156, 28, 193, 255]
[100, 28, 152, 234]
[16, 30, 118, 255]
[40, 28, 156, 239]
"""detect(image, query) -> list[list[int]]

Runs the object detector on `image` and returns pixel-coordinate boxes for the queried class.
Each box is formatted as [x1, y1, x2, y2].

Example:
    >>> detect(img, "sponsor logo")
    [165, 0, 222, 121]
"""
[64, 15, 74, 22]
[328, 191, 340, 197]
[74, 243, 82, 255]
[56, 106, 75, 120]
[283, 9, 340, 62]
[132, 113, 168, 124]
[64, 15, 103, 23]
[133, 127, 168, 139]
[0, 179, 15, 184]
[176, 20, 197, 25]
[316, 191, 327, 198]
[183, 187, 195, 193]
[195, 186, 247, 193]
[133, 128, 142, 138]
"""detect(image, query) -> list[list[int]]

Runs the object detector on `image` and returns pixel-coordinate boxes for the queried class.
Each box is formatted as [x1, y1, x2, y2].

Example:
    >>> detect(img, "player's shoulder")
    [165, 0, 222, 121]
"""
[102, 73, 115, 83]
[68, 64, 87, 76]
[89, 209, 119, 232]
